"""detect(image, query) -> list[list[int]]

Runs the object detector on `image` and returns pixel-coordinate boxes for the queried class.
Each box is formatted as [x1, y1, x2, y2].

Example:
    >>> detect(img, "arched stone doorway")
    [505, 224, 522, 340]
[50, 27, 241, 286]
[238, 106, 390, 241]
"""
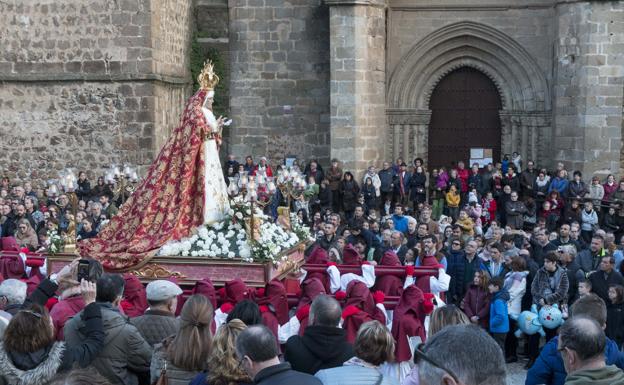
[428, 67, 502, 169]
[386, 21, 552, 168]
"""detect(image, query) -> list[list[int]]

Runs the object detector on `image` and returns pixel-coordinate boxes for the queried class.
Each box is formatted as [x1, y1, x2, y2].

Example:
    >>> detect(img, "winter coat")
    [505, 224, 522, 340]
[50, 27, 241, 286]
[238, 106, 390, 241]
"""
[603, 182, 618, 204]
[548, 177, 569, 197]
[393, 172, 411, 196]
[257, 362, 322, 385]
[446, 250, 467, 304]
[505, 200, 528, 230]
[576, 248, 606, 274]
[534, 177, 551, 201]
[409, 173, 427, 202]
[504, 271, 528, 317]
[435, 172, 449, 191]
[316, 361, 397, 385]
[589, 270, 624, 306]
[456, 168, 469, 193]
[526, 335, 624, 385]
[64, 303, 152, 385]
[150, 337, 203, 385]
[468, 173, 484, 195]
[581, 209, 598, 232]
[445, 191, 460, 208]
[612, 189, 624, 204]
[520, 169, 538, 196]
[502, 173, 521, 193]
[562, 261, 585, 305]
[0, 302, 104, 385]
[565, 366, 624, 385]
[362, 184, 377, 210]
[378, 168, 395, 193]
[76, 179, 92, 201]
[489, 289, 510, 333]
[603, 212, 620, 232]
[531, 266, 569, 307]
[606, 302, 624, 348]
[131, 309, 179, 347]
[567, 181, 588, 199]
[327, 167, 343, 191]
[285, 325, 354, 375]
[589, 184, 605, 206]
[462, 285, 490, 329]
[340, 180, 360, 212]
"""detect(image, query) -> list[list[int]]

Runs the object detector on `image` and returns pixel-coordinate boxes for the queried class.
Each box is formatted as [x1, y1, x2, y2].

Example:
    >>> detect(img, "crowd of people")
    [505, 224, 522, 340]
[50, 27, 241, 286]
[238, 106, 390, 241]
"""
[1, 153, 624, 384]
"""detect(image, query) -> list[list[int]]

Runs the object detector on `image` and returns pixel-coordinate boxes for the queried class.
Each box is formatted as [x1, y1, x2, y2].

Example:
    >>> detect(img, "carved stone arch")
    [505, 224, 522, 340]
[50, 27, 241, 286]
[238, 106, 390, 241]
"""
[387, 21, 550, 111]
[386, 21, 552, 167]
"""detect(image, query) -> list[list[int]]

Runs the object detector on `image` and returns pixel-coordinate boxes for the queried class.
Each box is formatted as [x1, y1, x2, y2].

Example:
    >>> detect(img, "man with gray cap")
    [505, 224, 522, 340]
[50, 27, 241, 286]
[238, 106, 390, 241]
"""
[131, 280, 182, 346]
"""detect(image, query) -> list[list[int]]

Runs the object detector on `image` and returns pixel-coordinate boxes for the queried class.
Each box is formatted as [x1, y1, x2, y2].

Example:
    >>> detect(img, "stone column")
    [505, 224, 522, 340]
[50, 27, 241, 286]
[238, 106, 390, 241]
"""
[499, 111, 513, 157]
[327, 0, 387, 177]
[553, 1, 624, 175]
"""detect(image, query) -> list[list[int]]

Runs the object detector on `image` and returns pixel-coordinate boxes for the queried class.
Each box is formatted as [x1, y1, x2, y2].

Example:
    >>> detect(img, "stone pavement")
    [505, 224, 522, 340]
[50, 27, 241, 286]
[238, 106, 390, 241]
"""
[507, 361, 527, 385]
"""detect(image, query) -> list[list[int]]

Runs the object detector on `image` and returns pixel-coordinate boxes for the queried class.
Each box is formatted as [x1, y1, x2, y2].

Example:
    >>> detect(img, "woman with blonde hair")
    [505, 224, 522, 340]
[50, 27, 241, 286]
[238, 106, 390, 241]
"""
[14, 218, 38, 250]
[190, 319, 253, 385]
[151, 294, 214, 385]
[427, 304, 470, 336]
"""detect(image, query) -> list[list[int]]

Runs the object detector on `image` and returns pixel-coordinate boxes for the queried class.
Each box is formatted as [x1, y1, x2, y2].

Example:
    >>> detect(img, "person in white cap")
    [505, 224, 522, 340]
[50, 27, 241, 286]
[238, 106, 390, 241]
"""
[131, 280, 183, 346]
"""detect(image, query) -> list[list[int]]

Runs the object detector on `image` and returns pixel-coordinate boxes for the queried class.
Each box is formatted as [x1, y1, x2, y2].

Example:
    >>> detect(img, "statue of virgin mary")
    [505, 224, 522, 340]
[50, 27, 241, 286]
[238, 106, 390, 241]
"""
[79, 61, 231, 270]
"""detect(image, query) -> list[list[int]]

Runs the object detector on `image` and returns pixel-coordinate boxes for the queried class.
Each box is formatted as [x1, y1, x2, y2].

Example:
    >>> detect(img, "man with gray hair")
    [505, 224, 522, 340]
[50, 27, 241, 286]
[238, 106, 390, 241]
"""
[558, 244, 584, 304]
[285, 295, 354, 374]
[237, 325, 321, 385]
[558, 317, 624, 384]
[0, 279, 27, 316]
[418, 324, 506, 385]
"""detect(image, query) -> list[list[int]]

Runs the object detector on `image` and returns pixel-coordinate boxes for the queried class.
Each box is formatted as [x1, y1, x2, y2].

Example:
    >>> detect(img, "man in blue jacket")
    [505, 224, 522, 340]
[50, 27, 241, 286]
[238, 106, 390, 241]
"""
[526, 294, 624, 385]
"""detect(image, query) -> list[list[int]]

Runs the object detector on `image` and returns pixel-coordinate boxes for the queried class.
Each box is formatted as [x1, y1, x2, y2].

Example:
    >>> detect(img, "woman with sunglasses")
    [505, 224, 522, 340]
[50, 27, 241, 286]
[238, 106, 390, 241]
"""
[0, 276, 103, 385]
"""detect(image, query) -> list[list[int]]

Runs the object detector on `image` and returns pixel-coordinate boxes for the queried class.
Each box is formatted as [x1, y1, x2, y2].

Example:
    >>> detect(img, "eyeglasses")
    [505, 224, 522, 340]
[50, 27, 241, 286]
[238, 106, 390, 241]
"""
[414, 343, 460, 383]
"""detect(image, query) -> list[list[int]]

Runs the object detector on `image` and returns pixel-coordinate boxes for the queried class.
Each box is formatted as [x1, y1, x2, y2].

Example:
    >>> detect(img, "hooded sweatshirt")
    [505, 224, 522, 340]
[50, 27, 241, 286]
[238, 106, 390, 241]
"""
[489, 289, 510, 333]
[284, 325, 354, 375]
[564, 365, 624, 385]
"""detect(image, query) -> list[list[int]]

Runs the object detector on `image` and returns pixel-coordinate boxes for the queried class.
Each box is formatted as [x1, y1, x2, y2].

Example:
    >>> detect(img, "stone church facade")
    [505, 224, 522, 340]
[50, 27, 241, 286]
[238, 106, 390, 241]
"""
[1, 0, 622, 182]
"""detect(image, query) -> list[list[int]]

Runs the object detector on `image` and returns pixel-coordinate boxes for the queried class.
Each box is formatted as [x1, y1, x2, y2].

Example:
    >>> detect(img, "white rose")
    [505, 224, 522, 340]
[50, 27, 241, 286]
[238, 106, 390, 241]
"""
[228, 252, 235, 258]
[236, 212, 243, 220]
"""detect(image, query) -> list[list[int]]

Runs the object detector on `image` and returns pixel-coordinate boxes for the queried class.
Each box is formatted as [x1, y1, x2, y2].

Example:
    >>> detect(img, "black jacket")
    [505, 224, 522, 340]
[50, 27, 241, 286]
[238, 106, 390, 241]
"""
[284, 325, 354, 375]
[607, 302, 624, 348]
[589, 270, 624, 305]
[254, 362, 321, 385]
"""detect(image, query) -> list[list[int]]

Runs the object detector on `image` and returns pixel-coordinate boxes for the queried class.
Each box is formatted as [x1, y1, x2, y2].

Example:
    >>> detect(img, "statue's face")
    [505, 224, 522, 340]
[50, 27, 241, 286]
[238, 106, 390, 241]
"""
[206, 96, 214, 110]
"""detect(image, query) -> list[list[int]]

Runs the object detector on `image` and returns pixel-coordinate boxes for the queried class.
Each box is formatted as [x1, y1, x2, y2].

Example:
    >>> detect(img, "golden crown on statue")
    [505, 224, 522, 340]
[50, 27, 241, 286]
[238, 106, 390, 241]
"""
[198, 60, 220, 91]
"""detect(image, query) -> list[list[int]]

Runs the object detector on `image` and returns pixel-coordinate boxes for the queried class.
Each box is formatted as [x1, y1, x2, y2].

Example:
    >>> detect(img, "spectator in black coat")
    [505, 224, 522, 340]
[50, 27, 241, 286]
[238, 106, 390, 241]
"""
[237, 325, 321, 385]
[75, 171, 92, 202]
[285, 295, 354, 375]
[446, 242, 466, 305]
[589, 256, 624, 305]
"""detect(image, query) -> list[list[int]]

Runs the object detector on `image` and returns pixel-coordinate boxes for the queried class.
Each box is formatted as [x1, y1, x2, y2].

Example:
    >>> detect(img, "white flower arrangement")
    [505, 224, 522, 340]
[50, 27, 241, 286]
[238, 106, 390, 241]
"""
[158, 199, 311, 265]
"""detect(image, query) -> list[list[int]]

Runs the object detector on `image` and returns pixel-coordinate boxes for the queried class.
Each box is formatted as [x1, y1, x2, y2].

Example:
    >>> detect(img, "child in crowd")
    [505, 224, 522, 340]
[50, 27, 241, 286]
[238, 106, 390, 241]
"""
[488, 276, 510, 356]
[606, 285, 624, 349]
[578, 280, 592, 298]
[462, 271, 490, 330]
